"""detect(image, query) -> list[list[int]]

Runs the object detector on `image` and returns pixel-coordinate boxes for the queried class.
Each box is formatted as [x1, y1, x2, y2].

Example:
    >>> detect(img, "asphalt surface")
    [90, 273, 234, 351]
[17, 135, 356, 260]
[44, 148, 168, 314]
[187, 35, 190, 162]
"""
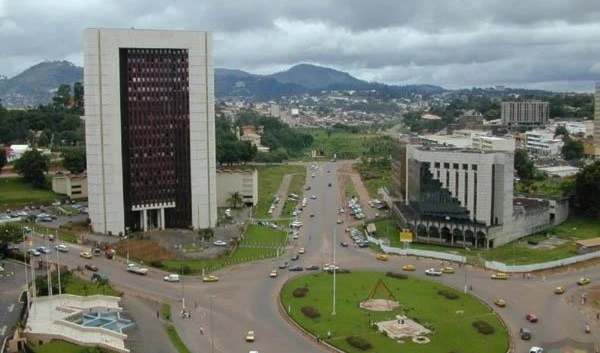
[19, 161, 600, 353]
[0, 261, 26, 348]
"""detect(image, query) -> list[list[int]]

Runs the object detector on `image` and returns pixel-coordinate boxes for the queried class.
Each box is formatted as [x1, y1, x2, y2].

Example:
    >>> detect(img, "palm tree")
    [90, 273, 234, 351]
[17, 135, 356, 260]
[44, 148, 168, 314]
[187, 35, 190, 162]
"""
[226, 191, 243, 209]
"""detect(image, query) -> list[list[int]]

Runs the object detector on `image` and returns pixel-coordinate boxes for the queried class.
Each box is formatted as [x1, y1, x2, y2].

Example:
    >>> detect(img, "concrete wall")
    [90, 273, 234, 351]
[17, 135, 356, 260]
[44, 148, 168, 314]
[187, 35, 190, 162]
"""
[216, 169, 258, 207]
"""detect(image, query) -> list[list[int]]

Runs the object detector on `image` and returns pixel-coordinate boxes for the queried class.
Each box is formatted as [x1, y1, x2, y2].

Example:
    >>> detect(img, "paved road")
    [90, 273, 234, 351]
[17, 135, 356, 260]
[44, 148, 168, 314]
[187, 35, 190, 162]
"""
[0, 261, 26, 348]
[20, 160, 600, 353]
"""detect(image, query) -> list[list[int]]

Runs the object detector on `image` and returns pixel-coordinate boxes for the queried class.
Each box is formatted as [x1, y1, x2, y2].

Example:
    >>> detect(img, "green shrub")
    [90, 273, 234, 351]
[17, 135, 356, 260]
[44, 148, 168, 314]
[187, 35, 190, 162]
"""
[293, 287, 309, 298]
[150, 260, 164, 268]
[438, 289, 459, 300]
[472, 320, 495, 334]
[346, 336, 372, 350]
[386, 271, 408, 279]
[301, 306, 320, 318]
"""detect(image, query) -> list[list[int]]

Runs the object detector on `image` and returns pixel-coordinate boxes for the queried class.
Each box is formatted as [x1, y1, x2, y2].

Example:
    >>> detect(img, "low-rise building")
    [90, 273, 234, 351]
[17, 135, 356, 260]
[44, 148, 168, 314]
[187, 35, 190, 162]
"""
[525, 130, 564, 156]
[52, 173, 88, 199]
[216, 168, 258, 207]
[471, 135, 515, 152]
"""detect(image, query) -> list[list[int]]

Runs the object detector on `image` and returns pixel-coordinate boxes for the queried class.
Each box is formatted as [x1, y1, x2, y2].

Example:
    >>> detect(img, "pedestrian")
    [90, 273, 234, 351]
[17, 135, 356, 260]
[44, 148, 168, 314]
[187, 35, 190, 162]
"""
[327, 330, 331, 339]
[522, 273, 525, 279]
[156, 310, 159, 318]
[200, 327, 204, 335]
[596, 313, 599, 321]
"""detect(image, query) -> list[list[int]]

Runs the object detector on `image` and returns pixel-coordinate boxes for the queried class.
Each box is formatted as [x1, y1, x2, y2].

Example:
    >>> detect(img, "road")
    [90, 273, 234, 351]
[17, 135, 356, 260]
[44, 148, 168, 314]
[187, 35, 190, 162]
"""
[20, 160, 600, 353]
[0, 261, 26, 349]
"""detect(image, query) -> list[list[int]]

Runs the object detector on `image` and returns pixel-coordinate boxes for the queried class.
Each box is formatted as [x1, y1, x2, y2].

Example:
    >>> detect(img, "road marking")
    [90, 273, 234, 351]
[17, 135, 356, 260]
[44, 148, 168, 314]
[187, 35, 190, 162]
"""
[0, 325, 6, 336]
[7, 304, 14, 313]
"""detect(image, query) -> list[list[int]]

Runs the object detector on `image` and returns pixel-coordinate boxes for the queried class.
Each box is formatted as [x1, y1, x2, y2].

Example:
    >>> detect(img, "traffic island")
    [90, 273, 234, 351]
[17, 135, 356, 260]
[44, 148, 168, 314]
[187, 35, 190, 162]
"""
[280, 271, 509, 353]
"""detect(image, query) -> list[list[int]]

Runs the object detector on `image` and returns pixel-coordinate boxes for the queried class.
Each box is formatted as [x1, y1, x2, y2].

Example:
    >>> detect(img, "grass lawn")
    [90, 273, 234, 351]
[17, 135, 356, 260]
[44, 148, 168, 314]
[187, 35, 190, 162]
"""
[369, 218, 600, 265]
[29, 223, 80, 243]
[515, 177, 574, 198]
[281, 271, 508, 353]
[281, 173, 306, 217]
[163, 224, 287, 273]
[59, 271, 121, 297]
[309, 130, 374, 159]
[254, 165, 306, 218]
[0, 177, 59, 209]
[344, 179, 358, 199]
[32, 340, 116, 353]
[165, 324, 191, 353]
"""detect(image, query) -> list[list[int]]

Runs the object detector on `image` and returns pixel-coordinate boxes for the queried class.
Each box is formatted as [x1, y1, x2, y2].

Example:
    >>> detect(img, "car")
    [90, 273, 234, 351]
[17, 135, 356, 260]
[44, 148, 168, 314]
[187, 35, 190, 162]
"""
[164, 274, 181, 282]
[203, 275, 219, 282]
[310, 195, 317, 200]
[526, 313, 538, 323]
[36, 246, 50, 254]
[311, 173, 315, 178]
[327, 170, 330, 173]
[55, 244, 69, 252]
[85, 264, 98, 272]
[310, 213, 315, 217]
[289, 266, 303, 272]
[305, 265, 320, 271]
[577, 277, 590, 285]
[529, 347, 543, 353]
[80, 251, 93, 259]
[213, 240, 228, 246]
[336, 219, 343, 224]
[28, 249, 41, 257]
[425, 268, 442, 276]
[91, 273, 108, 282]
[291, 254, 300, 261]
[554, 286, 565, 294]
[491, 272, 509, 280]
[323, 263, 340, 272]
[402, 264, 415, 271]
[328, 183, 332, 187]
[494, 299, 507, 307]
[290, 221, 303, 228]
[245, 330, 255, 342]
[304, 186, 311, 190]
[376, 254, 388, 261]
[519, 327, 532, 340]
[340, 242, 348, 247]
[298, 247, 305, 254]
[440, 267, 455, 274]
[269, 270, 278, 278]
[278, 262, 288, 269]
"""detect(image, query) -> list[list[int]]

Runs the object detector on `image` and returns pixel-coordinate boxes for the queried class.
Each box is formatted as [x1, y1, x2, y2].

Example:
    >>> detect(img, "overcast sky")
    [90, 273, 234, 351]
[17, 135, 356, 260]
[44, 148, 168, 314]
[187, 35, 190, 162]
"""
[2, 0, 600, 92]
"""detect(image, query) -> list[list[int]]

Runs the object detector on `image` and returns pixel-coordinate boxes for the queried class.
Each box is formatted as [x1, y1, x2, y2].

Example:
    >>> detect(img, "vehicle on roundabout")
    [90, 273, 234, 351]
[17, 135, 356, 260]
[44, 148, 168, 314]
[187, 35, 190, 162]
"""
[84, 264, 98, 272]
[55, 244, 69, 252]
[203, 275, 219, 282]
[289, 266, 303, 272]
[291, 254, 300, 261]
[376, 254, 388, 261]
[491, 272, 508, 280]
[554, 286, 565, 294]
[440, 266, 455, 274]
[526, 313, 538, 323]
[80, 251, 93, 259]
[323, 263, 340, 272]
[298, 247, 305, 254]
[278, 262, 288, 269]
[529, 347, 543, 353]
[402, 264, 415, 271]
[305, 265, 320, 271]
[245, 330, 255, 342]
[213, 240, 227, 246]
[328, 183, 332, 187]
[164, 274, 180, 282]
[425, 268, 442, 276]
[577, 277, 590, 285]
[494, 298, 507, 307]
[520, 327, 532, 340]
[269, 270, 278, 278]
[340, 242, 348, 247]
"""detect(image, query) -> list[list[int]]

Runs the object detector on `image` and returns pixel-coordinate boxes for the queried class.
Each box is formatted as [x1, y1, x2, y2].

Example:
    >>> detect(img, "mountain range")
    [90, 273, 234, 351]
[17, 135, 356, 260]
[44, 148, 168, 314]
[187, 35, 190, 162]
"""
[0, 61, 446, 107]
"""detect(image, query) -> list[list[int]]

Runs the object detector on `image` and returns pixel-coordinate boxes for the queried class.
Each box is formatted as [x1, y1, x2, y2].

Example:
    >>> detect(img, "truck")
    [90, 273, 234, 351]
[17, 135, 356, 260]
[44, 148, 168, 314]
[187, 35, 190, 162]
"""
[126, 263, 148, 275]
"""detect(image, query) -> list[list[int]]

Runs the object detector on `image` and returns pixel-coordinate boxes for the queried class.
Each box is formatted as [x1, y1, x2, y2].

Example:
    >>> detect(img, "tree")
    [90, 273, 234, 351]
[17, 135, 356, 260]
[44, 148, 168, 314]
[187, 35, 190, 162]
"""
[62, 148, 87, 174]
[514, 149, 536, 180]
[0, 148, 6, 174]
[573, 161, 600, 217]
[554, 125, 569, 138]
[561, 137, 584, 161]
[226, 191, 243, 209]
[13, 150, 49, 188]
[0, 223, 22, 248]
[52, 84, 72, 107]
[73, 82, 84, 110]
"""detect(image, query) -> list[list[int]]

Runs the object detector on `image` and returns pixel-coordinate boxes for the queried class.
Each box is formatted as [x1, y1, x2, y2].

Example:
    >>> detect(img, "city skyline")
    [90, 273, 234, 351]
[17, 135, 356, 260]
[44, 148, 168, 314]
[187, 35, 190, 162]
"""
[1, 0, 600, 92]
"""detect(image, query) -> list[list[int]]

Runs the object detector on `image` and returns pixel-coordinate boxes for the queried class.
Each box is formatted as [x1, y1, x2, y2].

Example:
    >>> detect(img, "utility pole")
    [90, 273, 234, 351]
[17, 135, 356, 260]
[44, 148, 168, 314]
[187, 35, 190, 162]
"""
[332, 228, 336, 316]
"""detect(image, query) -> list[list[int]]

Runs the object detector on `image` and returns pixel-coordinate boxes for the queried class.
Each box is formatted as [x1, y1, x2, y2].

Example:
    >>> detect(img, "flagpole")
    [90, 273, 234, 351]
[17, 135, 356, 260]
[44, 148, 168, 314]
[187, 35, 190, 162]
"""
[56, 229, 62, 296]
[23, 229, 30, 317]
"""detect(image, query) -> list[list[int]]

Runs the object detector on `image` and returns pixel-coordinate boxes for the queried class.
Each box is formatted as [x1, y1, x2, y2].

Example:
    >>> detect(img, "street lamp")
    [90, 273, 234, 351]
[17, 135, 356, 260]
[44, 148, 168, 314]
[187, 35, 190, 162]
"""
[332, 228, 337, 316]
[210, 295, 215, 353]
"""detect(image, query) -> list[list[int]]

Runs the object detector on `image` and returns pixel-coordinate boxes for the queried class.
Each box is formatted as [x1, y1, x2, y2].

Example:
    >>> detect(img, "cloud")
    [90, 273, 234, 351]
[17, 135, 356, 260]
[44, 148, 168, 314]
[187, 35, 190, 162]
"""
[1, 0, 600, 91]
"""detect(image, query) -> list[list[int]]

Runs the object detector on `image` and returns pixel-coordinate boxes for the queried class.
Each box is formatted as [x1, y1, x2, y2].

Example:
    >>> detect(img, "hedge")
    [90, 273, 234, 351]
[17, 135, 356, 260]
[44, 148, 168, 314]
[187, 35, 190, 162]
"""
[346, 336, 372, 350]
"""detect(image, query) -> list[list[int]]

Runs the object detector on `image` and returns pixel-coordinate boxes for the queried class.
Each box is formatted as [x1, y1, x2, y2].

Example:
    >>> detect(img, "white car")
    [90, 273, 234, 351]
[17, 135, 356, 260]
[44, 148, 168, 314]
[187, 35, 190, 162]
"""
[269, 270, 277, 278]
[164, 274, 180, 282]
[28, 249, 41, 257]
[290, 221, 303, 228]
[425, 268, 442, 276]
[36, 246, 50, 254]
[323, 264, 340, 272]
[55, 245, 69, 252]
[529, 347, 543, 353]
[310, 195, 317, 200]
[213, 240, 227, 246]
[245, 330, 255, 342]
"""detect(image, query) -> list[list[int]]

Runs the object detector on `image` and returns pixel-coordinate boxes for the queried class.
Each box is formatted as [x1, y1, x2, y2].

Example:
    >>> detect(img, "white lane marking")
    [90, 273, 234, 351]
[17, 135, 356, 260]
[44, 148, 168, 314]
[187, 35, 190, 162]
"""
[0, 325, 7, 336]
[7, 304, 15, 312]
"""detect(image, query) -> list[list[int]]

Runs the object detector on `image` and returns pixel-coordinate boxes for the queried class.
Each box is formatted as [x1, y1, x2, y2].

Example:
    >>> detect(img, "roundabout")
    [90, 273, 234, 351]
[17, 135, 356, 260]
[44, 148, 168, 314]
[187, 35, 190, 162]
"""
[280, 271, 509, 353]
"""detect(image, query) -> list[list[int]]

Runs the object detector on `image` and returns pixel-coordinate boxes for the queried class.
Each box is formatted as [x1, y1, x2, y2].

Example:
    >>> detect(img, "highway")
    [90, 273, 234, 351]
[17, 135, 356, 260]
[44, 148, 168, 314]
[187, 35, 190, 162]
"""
[21, 161, 600, 353]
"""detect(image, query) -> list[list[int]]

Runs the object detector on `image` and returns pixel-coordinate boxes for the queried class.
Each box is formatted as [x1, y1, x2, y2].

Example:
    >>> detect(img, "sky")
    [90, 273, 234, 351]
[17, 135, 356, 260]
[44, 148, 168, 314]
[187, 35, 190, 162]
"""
[1, 0, 600, 92]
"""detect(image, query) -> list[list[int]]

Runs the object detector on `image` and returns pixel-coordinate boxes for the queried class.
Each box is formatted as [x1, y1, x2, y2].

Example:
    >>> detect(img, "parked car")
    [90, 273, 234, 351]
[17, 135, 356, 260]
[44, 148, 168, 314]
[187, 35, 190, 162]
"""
[291, 254, 300, 261]
[298, 247, 305, 254]
[520, 327, 532, 340]
[164, 274, 180, 282]
[91, 273, 108, 282]
[289, 266, 303, 272]
[85, 264, 98, 272]
[425, 268, 442, 276]
[278, 262, 288, 269]
[213, 240, 227, 246]
[440, 267, 455, 274]
[305, 265, 320, 271]
[529, 347, 543, 353]
[340, 242, 348, 247]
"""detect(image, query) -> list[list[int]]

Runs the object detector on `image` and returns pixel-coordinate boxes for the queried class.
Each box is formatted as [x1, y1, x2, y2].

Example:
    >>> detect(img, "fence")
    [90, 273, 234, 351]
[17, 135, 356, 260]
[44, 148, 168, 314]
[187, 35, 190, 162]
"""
[485, 251, 600, 273]
[367, 235, 466, 263]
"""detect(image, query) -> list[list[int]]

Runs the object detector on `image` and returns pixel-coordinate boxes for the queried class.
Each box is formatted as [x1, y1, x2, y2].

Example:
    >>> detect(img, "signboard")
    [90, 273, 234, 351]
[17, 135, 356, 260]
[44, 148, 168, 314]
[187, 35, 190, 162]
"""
[400, 230, 413, 243]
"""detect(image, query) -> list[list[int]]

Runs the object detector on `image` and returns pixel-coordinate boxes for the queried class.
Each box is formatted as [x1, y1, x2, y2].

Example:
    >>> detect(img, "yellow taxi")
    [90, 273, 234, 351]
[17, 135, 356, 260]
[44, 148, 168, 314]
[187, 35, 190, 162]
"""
[554, 286, 565, 294]
[376, 254, 389, 261]
[79, 251, 93, 259]
[494, 298, 507, 307]
[402, 264, 415, 271]
[491, 272, 509, 280]
[440, 266, 455, 274]
[202, 275, 219, 282]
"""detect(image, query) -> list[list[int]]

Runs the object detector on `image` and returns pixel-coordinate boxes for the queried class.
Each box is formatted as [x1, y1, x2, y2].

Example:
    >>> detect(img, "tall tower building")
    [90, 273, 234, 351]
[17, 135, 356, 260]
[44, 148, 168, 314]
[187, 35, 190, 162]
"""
[84, 28, 216, 235]
[595, 82, 600, 157]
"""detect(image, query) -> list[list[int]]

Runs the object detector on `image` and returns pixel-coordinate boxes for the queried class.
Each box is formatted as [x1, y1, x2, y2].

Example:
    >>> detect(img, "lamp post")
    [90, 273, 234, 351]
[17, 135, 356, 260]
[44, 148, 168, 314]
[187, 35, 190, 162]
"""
[22, 228, 29, 316]
[332, 228, 336, 316]
[210, 295, 215, 353]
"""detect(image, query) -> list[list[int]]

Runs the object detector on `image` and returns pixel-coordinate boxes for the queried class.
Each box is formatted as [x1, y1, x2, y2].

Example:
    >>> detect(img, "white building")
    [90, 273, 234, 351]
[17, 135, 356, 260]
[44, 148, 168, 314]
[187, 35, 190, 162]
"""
[84, 28, 217, 235]
[471, 135, 515, 152]
[216, 168, 258, 207]
[553, 121, 586, 135]
[525, 130, 564, 156]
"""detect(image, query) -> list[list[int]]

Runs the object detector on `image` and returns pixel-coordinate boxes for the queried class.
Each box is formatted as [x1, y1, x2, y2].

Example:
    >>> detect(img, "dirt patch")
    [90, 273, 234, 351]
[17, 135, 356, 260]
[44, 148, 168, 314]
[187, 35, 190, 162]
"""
[113, 239, 174, 262]
[359, 298, 401, 312]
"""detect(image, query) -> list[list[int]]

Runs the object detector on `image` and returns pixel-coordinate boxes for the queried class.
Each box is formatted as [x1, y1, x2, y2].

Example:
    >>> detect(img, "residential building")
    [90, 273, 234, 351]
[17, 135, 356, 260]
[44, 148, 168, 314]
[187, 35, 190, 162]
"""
[595, 82, 600, 156]
[216, 168, 258, 207]
[239, 125, 263, 147]
[52, 173, 88, 199]
[84, 28, 216, 235]
[553, 121, 586, 135]
[525, 130, 564, 156]
[471, 135, 515, 152]
[501, 101, 549, 128]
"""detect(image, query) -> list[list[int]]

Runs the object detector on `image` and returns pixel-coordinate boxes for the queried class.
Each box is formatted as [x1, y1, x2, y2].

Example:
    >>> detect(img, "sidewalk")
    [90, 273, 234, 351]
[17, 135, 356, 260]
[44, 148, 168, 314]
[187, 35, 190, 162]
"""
[122, 295, 175, 353]
[272, 173, 293, 218]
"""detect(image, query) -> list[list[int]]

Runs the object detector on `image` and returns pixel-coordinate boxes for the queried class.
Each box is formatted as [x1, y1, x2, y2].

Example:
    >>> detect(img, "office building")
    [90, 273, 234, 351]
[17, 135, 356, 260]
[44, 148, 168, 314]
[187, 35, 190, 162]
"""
[501, 101, 549, 128]
[84, 28, 216, 235]
[524, 130, 563, 156]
